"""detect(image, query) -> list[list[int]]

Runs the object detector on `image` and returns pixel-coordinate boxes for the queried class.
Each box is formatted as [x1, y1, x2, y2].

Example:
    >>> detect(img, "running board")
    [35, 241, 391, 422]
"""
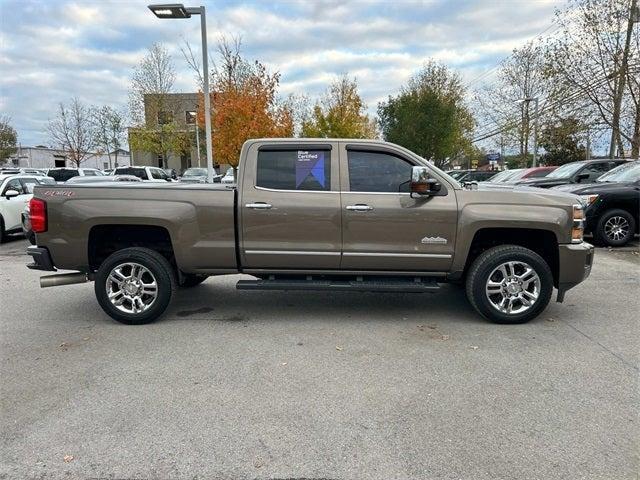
[236, 277, 440, 293]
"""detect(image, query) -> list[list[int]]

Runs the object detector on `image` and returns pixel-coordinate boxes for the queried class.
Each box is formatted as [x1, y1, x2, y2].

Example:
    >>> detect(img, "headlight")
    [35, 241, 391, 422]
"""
[579, 194, 599, 207]
[572, 204, 584, 243]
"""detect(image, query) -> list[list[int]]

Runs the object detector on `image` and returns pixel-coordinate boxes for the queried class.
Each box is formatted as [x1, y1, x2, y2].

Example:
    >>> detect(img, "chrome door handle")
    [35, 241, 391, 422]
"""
[245, 202, 272, 209]
[346, 204, 373, 212]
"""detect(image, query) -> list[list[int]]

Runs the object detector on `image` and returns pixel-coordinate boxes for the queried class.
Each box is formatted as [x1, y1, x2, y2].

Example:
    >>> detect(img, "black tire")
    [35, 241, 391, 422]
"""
[0, 216, 5, 244]
[465, 245, 553, 324]
[95, 247, 175, 325]
[594, 209, 635, 247]
[179, 273, 209, 288]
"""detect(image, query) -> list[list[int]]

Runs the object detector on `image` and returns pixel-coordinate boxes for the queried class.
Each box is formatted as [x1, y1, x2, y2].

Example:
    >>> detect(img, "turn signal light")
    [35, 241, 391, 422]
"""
[572, 204, 584, 243]
[30, 198, 47, 233]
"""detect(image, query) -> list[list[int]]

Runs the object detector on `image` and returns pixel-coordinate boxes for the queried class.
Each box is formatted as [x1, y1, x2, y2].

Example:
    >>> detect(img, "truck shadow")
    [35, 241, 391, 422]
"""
[166, 278, 482, 325]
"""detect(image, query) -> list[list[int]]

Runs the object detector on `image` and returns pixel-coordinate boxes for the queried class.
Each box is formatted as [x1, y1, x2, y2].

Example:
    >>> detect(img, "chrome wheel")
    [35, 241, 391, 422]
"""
[485, 261, 541, 315]
[106, 262, 158, 314]
[604, 216, 630, 242]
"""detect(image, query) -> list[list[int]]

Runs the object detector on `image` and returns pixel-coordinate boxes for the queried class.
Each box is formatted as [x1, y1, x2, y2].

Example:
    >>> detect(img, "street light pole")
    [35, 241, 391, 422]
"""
[148, 4, 214, 182]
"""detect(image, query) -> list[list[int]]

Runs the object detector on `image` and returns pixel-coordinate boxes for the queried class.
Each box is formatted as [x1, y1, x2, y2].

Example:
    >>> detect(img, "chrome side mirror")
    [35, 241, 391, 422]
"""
[411, 166, 441, 196]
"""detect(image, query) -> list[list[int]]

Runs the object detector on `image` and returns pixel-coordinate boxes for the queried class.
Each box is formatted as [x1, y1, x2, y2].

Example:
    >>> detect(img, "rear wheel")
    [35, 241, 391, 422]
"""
[466, 245, 553, 324]
[594, 209, 635, 247]
[0, 216, 5, 244]
[95, 247, 175, 325]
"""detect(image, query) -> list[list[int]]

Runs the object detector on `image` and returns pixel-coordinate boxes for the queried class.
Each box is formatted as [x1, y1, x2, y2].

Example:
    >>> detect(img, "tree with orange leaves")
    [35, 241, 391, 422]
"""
[197, 39, 293, 173]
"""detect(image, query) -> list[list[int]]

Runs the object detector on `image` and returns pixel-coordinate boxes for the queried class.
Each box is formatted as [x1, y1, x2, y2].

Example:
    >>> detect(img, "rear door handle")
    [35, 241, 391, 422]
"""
[245, 202, 272, 210]
[346, 204, 373, 212]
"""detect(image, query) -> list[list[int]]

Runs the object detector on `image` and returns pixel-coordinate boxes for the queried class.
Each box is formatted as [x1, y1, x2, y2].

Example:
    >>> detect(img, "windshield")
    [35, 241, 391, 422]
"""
[183, 168, 207, 177]
[547, 162, 584, 178]
[489, 169, 521, 183]
[596, 161, 640, 183]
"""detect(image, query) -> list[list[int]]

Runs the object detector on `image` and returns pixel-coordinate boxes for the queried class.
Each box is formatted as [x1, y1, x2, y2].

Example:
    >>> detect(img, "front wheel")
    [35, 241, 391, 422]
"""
[594, 209, 635, 247]
[95, 247, 175, 325]
[465, 245, 553, 324]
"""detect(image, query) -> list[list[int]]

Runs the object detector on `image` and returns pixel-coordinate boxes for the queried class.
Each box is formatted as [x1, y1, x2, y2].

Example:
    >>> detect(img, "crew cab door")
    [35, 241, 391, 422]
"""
[339, 143, 458, 272]
[239, 141, 341, 269]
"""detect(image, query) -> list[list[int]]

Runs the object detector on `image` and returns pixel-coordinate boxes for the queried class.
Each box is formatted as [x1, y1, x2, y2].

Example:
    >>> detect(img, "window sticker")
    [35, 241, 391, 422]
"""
[296, 151, 325, 189]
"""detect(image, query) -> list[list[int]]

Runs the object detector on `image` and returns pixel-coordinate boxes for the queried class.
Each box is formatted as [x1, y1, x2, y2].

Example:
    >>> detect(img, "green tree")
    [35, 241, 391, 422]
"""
[0, 115, 17, 163]
[129, 122, 191, 167]
[539, 117, 587, 165]
[301, 75, 376, 138]
[378, 61, 474, 167]
[92, 106, 126, 169]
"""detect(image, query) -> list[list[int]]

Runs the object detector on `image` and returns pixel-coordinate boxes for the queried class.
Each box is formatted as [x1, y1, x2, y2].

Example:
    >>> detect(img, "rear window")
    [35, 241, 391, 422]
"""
[47, 169, 79, 182]
[115, 168, 147, 180]
[256, 149, 331, 191]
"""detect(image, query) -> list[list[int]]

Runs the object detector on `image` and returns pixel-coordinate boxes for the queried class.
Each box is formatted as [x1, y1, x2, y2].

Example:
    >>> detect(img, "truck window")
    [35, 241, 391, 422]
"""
[256, 150, 331, 191]
[151, 169, 168, 180]
[347, 150, 412, 193]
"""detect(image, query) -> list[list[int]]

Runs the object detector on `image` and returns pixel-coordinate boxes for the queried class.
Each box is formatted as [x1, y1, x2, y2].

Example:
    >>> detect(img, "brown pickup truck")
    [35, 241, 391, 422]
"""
[26, 139, 594, 325]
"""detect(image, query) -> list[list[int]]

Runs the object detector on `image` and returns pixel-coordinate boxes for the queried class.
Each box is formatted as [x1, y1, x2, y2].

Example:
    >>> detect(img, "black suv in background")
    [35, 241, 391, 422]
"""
[515, 159, 628, 188]
[554, 161, 640, 246]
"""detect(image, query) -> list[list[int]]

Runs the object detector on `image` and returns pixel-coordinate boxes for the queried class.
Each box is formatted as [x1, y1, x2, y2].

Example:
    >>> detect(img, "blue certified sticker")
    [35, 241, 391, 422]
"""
[296, 151, 325, 188]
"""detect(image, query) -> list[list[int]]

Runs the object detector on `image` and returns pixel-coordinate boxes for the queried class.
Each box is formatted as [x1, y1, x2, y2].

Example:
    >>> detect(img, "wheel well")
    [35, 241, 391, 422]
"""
[464, 228, 559, 286]
[88, 225, 175, 272]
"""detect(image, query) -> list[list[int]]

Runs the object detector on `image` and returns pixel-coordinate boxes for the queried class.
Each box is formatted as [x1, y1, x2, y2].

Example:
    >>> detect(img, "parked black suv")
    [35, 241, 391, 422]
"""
[553, 160, 640, 246]
[515, 159, 628, 188]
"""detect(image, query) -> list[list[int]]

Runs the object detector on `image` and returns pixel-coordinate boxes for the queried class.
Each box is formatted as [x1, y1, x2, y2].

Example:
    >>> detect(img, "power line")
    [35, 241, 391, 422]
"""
[471, 65, 640, 143]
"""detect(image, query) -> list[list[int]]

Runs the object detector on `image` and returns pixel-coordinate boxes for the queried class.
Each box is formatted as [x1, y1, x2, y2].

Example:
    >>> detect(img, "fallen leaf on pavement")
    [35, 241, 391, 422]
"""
[63, 455, 74, 463]
[281, 362, 287, 366]
[440, 335, 450, 341]
[470, 346, 479, 350]
[335, 346, 343, 351]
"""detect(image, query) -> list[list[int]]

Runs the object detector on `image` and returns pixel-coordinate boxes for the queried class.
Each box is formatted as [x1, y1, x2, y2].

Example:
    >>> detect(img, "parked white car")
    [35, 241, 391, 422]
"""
[221, 167, 236, 184]
[0, 174, 54, 243]
[112, 166, 175, 182]
[45, 167, 104, 183]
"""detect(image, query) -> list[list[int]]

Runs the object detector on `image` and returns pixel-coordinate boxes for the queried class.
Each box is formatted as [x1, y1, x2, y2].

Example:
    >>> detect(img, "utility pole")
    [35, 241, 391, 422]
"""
[586, 126, 591, 160]
[609, 0, 639, 158]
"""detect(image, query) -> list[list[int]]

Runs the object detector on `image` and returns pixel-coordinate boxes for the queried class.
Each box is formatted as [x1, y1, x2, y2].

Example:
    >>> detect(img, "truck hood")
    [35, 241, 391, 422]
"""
[473, 181, 581, 204]
[551, 181, 636, 194]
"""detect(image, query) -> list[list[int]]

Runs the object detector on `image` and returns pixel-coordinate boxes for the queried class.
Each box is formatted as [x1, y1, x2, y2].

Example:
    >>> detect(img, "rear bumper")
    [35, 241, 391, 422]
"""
[556, 242, 594, 301]
[26, 246, 56, 271]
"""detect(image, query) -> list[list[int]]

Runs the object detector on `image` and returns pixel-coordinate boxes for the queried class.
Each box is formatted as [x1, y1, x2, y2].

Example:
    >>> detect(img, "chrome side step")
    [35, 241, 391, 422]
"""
[236, 276, 440, 293]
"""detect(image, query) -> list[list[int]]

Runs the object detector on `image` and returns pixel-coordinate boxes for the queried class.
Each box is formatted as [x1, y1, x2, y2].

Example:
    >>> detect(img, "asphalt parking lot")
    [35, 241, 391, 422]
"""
[0, 237, 638, 480]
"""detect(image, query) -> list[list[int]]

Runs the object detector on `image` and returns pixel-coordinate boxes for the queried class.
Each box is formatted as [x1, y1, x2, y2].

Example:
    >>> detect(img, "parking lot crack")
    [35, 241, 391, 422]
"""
[561, 319, 638, 372]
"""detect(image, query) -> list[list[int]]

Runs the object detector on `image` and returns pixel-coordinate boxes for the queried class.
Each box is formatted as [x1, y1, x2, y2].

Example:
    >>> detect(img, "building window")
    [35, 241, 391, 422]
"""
[157, 111, 174, 125]
[185, 111, 196, 125]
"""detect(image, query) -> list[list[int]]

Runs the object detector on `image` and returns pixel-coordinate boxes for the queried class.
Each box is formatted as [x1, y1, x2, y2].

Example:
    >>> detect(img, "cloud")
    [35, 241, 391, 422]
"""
[0, 0, 565, 146]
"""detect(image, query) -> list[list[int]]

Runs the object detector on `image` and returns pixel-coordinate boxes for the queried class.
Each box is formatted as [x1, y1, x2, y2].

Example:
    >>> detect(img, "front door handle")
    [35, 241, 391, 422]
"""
[346, 204, 373, 212]
[246, 202, 272, 210]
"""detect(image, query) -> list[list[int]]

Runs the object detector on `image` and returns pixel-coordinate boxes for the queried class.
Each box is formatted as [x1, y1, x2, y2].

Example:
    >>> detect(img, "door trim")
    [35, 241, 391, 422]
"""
[343, 252, 452, 259]
[245, 250, 340, 256]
